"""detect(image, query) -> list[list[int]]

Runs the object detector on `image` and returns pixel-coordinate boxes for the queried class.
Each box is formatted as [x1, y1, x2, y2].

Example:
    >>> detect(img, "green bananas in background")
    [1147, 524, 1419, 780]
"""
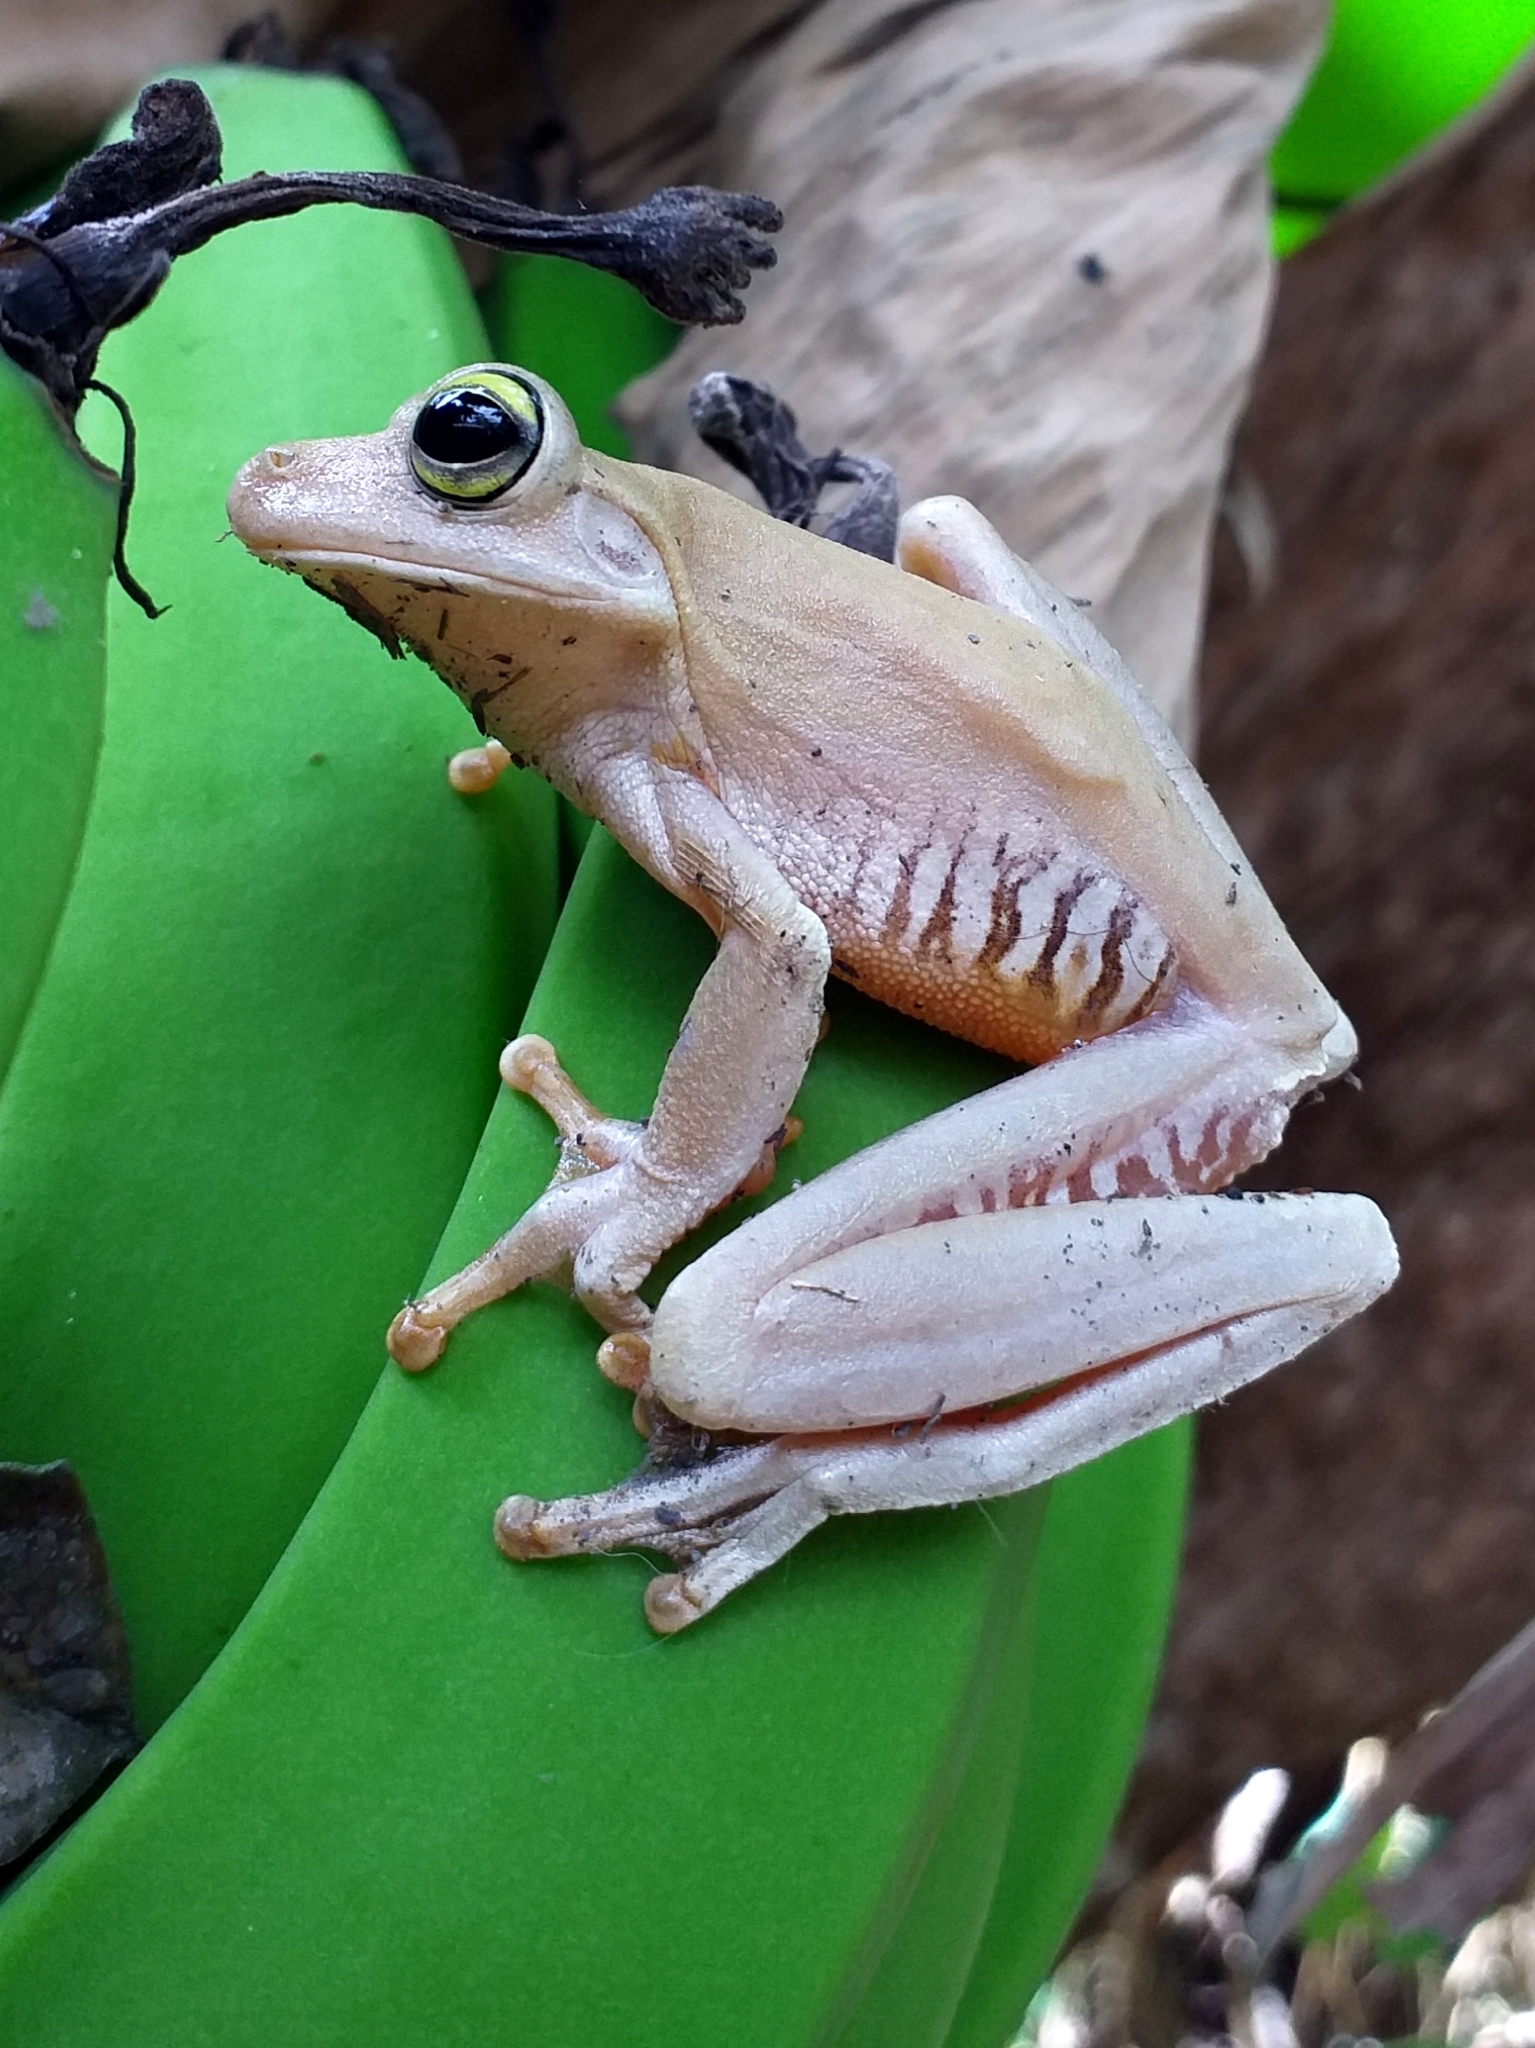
[0, 67, 561, 1729]
[1270, 0, 1535, 251]
[0, 67, 1186, 2048]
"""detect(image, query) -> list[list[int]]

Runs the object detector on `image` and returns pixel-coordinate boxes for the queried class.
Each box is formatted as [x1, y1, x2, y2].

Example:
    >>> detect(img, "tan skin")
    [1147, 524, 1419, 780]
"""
[229, 366, 1396, 1631]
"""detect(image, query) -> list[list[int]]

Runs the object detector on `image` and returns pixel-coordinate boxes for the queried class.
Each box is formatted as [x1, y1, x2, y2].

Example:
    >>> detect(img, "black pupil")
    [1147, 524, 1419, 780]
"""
[413, 388, 532, 466]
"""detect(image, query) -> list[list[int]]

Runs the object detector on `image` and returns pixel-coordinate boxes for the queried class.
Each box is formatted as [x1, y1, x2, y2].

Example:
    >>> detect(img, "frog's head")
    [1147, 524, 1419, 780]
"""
[228, 365, 676, 740]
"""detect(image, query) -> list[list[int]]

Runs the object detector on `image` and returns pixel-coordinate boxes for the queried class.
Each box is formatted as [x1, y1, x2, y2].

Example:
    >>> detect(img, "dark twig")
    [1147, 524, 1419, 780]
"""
[140, 172, 779, 322]
[0, 79, 778, 420]
[0, 219, 96, 328]
[0, 77, 779, 612]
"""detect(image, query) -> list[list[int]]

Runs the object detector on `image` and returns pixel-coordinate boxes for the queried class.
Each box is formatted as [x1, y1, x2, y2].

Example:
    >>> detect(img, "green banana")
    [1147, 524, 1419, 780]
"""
[0, 360, 116, 1087]
[0, 66, 559, 1731]
[1270, 0, 1535, 251]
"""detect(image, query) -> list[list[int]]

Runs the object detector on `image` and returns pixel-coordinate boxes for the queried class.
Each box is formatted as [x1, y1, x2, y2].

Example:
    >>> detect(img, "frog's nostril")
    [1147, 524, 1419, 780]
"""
[264, 445, 298, 472]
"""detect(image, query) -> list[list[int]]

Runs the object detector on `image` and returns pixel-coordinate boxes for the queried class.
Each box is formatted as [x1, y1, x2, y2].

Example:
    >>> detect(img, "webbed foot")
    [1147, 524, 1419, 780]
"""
[386, 1037, 803, 1372]
[386, 1034, 649, 1370]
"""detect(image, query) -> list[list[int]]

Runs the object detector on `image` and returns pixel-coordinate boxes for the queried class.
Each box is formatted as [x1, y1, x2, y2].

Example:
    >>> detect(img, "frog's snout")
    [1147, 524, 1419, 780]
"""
[233, 442, 302, 493]
[227, 443, 307, 554]
[228, 423, 395, 558]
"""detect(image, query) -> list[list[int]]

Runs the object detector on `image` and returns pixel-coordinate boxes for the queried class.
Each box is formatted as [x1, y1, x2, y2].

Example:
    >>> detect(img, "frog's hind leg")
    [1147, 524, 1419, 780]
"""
[494, 997, 1396, 1629]
[496, 1184, 1395, 1631]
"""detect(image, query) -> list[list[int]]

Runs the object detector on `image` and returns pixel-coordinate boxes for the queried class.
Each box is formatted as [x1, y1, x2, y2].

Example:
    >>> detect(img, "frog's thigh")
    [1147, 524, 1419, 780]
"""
[897, 496, 1139, 699]
[626, 1191, 1395, 1629]
[650, 1190, 1397, 1435]
[897, 494, 1064, 628]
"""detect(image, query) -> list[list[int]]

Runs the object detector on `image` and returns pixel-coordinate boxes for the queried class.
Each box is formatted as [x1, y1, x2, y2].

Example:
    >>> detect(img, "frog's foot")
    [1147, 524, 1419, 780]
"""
[388, 1018, 810, 1370]
[386, 1034, 650, 1371]
[497, 1422, 1004, 1633]
[493, 1432, 797, 1632]
[385, 1163, 648, 1369]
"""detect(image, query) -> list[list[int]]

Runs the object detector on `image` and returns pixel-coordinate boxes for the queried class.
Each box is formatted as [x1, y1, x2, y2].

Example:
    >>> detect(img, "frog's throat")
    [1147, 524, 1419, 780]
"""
[255, 545, 635, 613]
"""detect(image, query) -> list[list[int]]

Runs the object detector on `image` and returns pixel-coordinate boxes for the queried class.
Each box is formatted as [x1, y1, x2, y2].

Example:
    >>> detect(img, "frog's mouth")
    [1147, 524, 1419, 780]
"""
[239, 541, 632, 614]
[230, 524, 638, 610]
[267, 552, 619, 673]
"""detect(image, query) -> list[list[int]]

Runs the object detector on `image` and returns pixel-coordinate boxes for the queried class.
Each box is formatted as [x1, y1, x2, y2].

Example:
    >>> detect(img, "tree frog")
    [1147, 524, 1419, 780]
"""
[228, 364, 1397, 1632]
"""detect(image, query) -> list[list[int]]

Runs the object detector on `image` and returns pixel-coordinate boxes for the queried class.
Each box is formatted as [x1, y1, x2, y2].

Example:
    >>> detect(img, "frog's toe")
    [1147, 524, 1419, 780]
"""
[596, 1330, 651, 1389]
[733, 1114, 802, 1200]
[387, 1303, 449, 1371]
[499, 1035, 644, 1176]
[644, 1573, 706, 1633]
[493, 1495, 555, 1558]
[446, 739, 511, 793]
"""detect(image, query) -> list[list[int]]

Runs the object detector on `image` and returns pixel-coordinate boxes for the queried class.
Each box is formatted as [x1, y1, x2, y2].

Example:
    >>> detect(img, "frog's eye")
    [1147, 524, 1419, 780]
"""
[409, 372, 544, 504]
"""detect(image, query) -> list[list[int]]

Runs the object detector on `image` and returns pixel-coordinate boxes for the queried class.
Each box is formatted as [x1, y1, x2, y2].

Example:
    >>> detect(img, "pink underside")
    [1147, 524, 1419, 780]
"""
[910, 1084, 1288, 1231]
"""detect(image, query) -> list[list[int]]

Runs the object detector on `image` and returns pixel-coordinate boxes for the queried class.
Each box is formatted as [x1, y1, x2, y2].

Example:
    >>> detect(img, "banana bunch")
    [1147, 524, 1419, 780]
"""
[0, 69, 1186, 2048]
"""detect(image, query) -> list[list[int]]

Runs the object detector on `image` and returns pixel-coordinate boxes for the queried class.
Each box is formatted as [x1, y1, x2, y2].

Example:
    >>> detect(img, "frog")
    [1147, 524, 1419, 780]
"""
[227, 363, 1398, 1633]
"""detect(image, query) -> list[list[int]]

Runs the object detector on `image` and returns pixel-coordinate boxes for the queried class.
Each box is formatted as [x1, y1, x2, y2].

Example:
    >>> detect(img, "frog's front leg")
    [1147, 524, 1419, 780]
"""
[496, 1000, 1397, 1629]
[388, 770, 830, 1369]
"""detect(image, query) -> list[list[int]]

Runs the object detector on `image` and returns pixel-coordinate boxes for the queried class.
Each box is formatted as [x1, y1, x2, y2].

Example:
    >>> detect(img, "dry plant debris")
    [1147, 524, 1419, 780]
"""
[0, 1462, 138, 1869]
[1023, 1617, 1535, 2048]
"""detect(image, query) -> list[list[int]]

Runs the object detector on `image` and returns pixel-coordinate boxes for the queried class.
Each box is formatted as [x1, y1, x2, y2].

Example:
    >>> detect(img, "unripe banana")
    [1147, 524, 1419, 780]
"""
[0, 66, 559, 1729]
[0, 360, 116, 1086]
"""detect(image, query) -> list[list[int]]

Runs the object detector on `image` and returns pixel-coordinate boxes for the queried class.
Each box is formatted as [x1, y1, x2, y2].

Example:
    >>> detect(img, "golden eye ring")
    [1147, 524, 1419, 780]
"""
[409, 370, 544, 504]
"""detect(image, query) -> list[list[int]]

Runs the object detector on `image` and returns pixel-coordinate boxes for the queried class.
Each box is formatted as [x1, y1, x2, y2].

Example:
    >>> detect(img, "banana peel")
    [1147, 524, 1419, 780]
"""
[0, 360, 115, 1087]
[0, 67, 559, 1732]
[0, 88, 1186, 2045]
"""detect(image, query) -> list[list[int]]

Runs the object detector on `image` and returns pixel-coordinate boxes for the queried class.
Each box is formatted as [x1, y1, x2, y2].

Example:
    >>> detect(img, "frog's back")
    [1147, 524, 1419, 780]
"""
[596, 458, 1330, 1063]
